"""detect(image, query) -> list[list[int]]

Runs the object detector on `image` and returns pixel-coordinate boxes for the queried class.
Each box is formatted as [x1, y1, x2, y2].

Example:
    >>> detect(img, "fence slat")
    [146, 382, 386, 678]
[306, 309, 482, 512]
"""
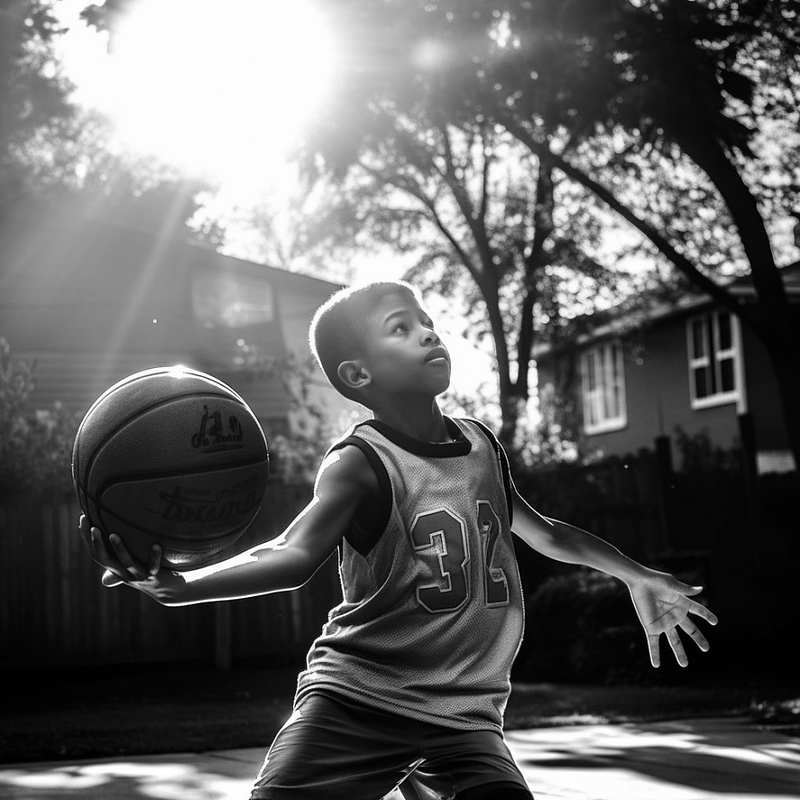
[0, 485, 339, 670]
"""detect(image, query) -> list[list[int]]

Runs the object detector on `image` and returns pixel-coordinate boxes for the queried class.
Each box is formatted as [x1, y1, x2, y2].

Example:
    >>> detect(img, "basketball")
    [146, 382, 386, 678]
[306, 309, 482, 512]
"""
[72, 366, 269, 571]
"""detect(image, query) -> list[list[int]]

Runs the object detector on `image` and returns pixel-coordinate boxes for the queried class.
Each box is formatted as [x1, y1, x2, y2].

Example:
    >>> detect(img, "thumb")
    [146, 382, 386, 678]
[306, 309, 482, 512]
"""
[671, 578, 703, 596]
[101, 569, 124, 588]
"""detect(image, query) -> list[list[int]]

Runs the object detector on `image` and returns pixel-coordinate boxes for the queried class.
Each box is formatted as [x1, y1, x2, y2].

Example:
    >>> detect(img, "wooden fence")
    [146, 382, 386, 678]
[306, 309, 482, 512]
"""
[3, 450, 796, 671]
[517, 440, 799, 645]
[0, 485, 341, 671]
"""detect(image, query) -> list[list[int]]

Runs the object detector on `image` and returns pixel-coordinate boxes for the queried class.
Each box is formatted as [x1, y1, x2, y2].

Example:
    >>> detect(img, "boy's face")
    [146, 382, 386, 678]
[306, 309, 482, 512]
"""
[358, 289, 451, 399]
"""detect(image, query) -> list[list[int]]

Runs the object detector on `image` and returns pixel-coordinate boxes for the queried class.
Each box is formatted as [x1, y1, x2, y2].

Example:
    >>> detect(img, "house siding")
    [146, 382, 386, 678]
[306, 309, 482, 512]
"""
[537, 311, 744, 467]
[741, 324, 789, 452]
[627, 315, 741, 464]
[0, 201, 345, 434]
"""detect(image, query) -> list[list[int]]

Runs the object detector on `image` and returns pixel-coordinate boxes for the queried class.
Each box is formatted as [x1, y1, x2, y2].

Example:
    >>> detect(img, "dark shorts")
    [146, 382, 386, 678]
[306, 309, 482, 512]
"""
[249, 692, 532, 800]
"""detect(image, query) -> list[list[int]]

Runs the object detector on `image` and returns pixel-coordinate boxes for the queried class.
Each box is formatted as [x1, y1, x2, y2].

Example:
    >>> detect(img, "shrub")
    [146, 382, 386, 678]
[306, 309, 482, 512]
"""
[0, 338, 80, 495]
[514, 567, 651, 685]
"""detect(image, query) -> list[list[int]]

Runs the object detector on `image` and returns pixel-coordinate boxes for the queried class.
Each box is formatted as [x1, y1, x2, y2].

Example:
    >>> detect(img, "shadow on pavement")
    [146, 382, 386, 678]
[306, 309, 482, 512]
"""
[508, 717, 800, 799]
[0, 750, 260, 800]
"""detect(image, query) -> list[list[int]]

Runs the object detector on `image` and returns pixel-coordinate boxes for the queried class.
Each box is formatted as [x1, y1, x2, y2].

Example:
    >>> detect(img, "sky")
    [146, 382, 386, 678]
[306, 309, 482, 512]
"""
[55, 0, 336, 201]
[52, 0, 499, 401]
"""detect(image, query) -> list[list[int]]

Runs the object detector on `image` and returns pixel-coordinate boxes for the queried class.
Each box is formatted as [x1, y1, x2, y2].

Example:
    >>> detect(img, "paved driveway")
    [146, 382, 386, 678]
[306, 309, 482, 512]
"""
[1, 717, 798, 799]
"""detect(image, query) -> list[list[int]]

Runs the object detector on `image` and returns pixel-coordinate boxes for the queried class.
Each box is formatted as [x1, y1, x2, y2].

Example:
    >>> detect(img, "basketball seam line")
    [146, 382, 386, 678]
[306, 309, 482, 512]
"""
[79, 391, 260, 496]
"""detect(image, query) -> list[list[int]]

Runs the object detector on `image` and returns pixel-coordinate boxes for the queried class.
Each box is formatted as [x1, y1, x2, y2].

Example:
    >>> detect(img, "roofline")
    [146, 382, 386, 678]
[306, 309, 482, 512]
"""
[185, 241, 344, 292]
[533, 261, 800, 359]
[1, 195, 345, 295]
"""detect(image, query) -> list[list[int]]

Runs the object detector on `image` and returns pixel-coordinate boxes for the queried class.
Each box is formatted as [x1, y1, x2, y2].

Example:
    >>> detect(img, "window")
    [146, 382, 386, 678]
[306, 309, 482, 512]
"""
[580, 341, 627, 434]
[687, 310, 741, 408]
[192, 271, 274, 329]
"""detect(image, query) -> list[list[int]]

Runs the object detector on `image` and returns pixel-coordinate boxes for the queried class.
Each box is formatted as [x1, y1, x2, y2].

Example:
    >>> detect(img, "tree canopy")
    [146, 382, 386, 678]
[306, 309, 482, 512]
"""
[292, 0, 800, 464]
[0, 0, 213, 241]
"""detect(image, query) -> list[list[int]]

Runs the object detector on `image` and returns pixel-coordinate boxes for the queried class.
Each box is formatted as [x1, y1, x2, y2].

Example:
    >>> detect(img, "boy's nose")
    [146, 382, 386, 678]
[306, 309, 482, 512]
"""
[421, 327, 439, 345]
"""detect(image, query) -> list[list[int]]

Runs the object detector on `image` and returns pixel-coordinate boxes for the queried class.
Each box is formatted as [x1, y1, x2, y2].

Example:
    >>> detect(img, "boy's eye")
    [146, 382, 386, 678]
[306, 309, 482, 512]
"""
[393, 322, 409, 333]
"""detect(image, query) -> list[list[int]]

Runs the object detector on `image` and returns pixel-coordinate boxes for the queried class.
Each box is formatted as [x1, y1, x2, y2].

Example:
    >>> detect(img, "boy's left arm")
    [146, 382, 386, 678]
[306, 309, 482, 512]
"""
[511, 491, 718, 668]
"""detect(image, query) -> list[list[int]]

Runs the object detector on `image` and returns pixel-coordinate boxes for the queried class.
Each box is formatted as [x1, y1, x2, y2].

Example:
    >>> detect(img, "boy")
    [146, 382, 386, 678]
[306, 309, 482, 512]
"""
[81, 279, 717, 800]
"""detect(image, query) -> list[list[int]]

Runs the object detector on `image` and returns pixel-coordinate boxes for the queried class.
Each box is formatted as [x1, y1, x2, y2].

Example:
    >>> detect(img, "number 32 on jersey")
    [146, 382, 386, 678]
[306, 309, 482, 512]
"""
[410, 501, 510, 613]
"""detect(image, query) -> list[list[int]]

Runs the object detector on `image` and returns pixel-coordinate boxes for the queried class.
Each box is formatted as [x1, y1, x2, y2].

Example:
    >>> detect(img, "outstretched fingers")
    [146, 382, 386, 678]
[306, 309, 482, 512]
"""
[90, 528, 135, 583]
[688, 598, 719, 627]
[680, 617, 710, 654]
[646, 633, 662, 668]
[649, 615, 715, 669]
[666, 627, 689, 667]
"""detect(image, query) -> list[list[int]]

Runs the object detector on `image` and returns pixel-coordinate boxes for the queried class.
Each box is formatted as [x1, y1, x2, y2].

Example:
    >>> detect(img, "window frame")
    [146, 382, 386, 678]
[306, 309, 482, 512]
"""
[192, 269, 275, 330]
[686, 309, 743, 410]
[580, 339, 628, 435]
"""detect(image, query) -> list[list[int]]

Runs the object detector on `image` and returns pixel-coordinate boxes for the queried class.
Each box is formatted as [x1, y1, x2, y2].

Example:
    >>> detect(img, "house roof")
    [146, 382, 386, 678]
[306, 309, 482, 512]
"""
[533, 261, 800, 359]
[0, 197, 344, 420]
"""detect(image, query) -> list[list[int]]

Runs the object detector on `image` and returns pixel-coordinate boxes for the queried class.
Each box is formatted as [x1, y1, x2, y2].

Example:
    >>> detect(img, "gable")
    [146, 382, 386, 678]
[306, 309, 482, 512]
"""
[0, 201, 343, 428]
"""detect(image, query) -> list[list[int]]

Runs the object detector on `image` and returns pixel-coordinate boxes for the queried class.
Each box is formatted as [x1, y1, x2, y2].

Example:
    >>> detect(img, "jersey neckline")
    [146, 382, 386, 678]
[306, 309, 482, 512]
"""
[358, 417, 472, 458]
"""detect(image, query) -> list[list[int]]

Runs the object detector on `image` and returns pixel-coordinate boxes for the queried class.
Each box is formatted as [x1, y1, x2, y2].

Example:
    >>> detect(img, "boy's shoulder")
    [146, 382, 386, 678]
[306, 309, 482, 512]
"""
[319, 439, 379, 490]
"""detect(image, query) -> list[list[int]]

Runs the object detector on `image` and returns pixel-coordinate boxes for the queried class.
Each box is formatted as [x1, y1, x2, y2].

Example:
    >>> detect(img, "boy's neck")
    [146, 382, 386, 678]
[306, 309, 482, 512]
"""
[371, 401, 450, 443]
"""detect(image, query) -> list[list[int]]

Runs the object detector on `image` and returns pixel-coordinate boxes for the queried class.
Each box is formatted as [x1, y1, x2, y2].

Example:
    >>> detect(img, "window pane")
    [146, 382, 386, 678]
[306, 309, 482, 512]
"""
[585, 352, 596, 391]
[691, 319, 706, 358]
[709, 354, 717, 394]
[694, 366, 709, 398]
[717, 311, 732, 350]
[688, 311, 739, 405]
[613, 377, 623, 418]
[719, 357, 735, 392]
[583, 342, 626, 428]
[588, 395, 598, 426]
[193, 272, 274, 329]
[608, 345, 620, 418]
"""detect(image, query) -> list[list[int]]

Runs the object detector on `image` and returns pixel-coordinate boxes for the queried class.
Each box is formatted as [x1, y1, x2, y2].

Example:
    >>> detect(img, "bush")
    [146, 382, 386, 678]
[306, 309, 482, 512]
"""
[514, 567, 651, 685]
[0, 338, 80, 495]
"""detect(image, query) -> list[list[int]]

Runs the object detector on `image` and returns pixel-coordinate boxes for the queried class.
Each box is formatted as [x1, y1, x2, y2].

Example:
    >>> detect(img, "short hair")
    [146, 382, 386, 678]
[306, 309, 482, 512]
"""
[309, 279, 419, 401]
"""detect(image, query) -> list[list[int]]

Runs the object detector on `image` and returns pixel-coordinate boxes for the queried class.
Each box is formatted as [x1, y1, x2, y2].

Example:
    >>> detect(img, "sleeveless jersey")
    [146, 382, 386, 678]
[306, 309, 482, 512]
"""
[294, 417, 525, 732]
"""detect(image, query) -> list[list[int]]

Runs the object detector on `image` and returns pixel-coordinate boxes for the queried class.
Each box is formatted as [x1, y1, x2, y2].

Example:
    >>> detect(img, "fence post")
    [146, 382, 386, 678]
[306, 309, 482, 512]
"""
[654, 434, 673, 553]
[737, 412, 760, 533]
[214, 602, 232, 669]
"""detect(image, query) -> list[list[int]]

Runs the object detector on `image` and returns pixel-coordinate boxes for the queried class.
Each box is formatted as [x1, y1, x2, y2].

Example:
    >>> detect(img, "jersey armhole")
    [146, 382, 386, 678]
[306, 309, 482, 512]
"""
[462, 418, 514, 526]
[330, 436, 393, 556]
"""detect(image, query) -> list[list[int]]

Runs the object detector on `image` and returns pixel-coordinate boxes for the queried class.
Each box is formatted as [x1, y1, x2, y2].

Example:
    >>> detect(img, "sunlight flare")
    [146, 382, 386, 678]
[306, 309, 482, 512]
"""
[81, 0, 336, 192]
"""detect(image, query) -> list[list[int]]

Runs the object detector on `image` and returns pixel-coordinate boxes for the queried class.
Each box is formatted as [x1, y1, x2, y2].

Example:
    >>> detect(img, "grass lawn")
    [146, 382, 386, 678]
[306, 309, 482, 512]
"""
[2, 660, 799, 764]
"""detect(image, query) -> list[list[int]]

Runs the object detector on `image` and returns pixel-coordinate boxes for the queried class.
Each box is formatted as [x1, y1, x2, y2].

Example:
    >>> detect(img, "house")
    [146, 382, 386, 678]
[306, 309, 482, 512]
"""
[0, 197, 354, 445]
[534, 264, 800, 474]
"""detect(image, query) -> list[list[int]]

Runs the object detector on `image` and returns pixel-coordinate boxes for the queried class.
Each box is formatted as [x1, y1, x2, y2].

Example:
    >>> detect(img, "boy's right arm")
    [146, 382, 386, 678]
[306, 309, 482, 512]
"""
[79, 445, 376, 607]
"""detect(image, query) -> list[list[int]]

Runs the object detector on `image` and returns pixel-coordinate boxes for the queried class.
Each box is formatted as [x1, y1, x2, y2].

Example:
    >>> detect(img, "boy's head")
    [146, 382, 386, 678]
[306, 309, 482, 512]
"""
[309, 280, 449, 406]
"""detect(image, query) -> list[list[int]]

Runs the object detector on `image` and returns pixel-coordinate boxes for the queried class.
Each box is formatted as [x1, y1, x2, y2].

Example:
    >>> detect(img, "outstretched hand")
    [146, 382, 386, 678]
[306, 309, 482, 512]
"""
[77, 515, 185, 603]
[628, 569, 718, 668]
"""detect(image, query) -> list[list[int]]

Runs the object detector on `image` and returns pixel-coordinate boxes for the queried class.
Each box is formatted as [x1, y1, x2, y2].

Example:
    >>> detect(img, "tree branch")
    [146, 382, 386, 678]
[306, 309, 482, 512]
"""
[355, 159, 479, 280]
[500, 114, 758, 325]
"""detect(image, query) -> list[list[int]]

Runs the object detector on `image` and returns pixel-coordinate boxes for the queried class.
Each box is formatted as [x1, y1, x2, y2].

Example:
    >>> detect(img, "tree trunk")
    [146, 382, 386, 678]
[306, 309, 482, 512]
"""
[678, 136, 788, 321]
[755, 319, 800, 486]
[678, 136, 800, 479]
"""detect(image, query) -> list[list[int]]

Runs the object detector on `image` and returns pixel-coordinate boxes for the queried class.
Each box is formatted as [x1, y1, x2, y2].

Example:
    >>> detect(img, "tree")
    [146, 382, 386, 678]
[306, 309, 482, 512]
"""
[2, 1, 217, 242]
[0, 338, 79, 494]
[0, 0, 77, 200]
[486, 0, 800, 472]
[297, 0, 800, 469]
[309, 112, 634, 449]
[296, 6, 647, 450]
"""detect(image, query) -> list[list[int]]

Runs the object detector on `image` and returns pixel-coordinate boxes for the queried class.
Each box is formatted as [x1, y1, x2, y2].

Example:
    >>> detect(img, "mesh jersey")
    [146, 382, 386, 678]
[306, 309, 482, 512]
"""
[295, 417, 525, 732]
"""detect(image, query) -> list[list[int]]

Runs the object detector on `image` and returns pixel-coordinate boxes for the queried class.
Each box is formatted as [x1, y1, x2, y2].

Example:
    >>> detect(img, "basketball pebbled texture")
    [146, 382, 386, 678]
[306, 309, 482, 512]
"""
[72, 366, 269, 571]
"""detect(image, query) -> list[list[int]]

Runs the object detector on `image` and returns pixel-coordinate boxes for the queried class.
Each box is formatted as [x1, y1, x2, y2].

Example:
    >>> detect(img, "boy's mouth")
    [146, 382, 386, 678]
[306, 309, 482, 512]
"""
[424, 346, 449, 364]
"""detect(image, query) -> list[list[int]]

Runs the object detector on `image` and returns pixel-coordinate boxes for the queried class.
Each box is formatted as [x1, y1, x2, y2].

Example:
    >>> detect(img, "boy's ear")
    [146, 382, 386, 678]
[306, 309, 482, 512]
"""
[337, 360, 371, 392]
